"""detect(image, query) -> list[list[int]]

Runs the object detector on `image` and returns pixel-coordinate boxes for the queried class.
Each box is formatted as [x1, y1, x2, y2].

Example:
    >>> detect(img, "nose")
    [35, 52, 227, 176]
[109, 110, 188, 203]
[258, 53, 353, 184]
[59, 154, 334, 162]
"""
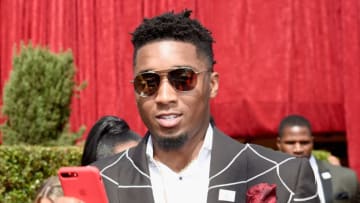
[154, 77, 177, 104]
[293, 143, 304, 156]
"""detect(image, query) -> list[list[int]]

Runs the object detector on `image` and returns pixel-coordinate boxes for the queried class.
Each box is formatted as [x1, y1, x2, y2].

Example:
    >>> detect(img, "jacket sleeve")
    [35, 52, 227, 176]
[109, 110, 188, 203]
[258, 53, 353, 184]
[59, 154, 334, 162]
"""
[292, 158, 320, 202]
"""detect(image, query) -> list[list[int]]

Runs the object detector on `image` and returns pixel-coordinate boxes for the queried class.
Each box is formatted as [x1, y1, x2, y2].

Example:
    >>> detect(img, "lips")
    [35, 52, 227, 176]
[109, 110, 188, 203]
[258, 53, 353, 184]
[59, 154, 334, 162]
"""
[155, 113, 182, 128]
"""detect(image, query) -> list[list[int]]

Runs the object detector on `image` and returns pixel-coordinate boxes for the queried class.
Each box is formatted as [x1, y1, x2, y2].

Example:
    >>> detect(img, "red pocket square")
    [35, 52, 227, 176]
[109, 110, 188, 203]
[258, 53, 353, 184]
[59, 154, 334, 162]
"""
[246, 183, 277, 203]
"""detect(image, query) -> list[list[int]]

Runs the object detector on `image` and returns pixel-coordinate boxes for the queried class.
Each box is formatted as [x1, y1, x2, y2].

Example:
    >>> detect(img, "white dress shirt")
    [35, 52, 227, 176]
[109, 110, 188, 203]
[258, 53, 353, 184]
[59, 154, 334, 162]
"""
[146, 125, 213, 203]
[309, 155, 325, 203]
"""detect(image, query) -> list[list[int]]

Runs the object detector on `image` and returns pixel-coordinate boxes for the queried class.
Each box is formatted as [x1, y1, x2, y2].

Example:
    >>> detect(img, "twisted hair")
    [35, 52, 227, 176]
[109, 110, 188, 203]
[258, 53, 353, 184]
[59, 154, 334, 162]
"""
[131, 9, 216, 69]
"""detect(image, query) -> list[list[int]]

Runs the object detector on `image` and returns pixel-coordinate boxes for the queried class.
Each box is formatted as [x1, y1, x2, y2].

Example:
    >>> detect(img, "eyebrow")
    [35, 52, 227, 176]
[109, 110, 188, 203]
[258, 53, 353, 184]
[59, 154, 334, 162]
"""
[136, 65, 196, 74]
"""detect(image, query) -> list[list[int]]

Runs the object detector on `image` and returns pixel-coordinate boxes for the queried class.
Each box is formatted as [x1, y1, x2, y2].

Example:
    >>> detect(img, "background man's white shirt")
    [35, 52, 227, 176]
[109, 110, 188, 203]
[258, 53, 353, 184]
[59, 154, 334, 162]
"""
[309, 155, 325, 203]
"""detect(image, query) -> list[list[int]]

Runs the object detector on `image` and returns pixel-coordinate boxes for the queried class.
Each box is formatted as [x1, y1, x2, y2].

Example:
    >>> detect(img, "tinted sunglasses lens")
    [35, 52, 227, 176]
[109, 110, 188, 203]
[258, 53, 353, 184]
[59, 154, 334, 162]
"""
[133, 72, 160, 96]
[168, 68, 197, 91]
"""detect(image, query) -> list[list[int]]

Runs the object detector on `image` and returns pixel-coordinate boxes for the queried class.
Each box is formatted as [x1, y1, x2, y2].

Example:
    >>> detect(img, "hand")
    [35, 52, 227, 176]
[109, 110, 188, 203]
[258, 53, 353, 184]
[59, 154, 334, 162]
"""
[54, 197, 84, 203]
[327, 155, 341, 166]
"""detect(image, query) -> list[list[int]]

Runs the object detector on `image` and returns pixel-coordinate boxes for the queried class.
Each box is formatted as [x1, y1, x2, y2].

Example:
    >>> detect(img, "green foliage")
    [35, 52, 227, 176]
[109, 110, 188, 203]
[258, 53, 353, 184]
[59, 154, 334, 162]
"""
[312, 149, 331, 161]
[50, 124, 86, 146]
[0, 145, 82, 203]
[1, 43, 83, 145]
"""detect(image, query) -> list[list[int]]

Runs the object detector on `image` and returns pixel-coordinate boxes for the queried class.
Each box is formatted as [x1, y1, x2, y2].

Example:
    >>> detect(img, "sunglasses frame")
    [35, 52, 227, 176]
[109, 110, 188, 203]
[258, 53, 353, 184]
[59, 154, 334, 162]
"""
[131, 66, 210, 97]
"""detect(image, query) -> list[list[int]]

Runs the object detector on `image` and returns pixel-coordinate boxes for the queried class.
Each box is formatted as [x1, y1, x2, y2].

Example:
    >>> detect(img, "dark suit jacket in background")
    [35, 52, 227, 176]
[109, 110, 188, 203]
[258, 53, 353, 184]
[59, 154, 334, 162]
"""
[317, 159, 359, 203]
[93, 127, 319, 203]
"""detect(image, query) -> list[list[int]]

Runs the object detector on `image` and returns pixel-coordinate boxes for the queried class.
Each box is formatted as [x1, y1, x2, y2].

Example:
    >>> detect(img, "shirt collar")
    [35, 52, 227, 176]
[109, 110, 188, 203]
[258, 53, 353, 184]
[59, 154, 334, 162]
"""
[309, 155, 317, 169]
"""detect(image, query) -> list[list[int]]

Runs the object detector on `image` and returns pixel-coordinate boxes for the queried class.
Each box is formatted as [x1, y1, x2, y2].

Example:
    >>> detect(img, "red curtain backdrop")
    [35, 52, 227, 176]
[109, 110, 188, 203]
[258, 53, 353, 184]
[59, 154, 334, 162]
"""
[1, 0, 359, 177]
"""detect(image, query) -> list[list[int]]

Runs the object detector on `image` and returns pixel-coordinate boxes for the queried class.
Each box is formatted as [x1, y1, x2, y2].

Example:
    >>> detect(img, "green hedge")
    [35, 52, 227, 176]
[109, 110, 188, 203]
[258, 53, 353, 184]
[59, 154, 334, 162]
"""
[0, 146, 82, 203]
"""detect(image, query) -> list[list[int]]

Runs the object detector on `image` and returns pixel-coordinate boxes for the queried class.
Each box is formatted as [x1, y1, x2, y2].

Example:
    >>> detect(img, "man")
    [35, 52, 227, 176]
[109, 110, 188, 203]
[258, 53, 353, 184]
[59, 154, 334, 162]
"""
[277, 114, 359, 203]
[58, 10, 319, 203]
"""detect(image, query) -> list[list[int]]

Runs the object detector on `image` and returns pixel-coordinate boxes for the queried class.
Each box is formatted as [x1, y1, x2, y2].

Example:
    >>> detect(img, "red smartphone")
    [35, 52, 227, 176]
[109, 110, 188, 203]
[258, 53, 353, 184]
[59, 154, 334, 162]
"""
[57, 166, 109, 203]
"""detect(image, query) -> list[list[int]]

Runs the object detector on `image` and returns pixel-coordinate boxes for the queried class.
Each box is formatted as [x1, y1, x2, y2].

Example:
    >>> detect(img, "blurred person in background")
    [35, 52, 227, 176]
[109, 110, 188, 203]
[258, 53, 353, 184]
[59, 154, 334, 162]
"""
[34, 176, 63, 203]
[277, 114, 359, 203]
[81, 115, 141, 166]
[36, 115, 140, 203]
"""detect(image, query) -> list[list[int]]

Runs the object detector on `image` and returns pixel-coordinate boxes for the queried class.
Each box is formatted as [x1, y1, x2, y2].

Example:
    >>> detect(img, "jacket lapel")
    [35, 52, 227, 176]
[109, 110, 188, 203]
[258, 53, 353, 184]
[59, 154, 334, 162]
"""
[316, 160, 333, 203]
[209, 127, 246, 177]
[126, 133, 155, 203]
[130, 133, 151, 174]
[207, 127, 248, 203]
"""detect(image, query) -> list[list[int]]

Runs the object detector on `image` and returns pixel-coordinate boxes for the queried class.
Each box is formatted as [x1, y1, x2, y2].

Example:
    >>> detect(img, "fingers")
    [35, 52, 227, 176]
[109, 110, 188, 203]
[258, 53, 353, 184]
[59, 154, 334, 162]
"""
[54, 197, 85, 203]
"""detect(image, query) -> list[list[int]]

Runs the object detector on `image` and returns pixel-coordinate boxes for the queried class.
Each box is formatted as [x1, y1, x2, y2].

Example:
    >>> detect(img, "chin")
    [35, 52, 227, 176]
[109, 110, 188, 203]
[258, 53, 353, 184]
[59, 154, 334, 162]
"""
[153, 133, 188, 151]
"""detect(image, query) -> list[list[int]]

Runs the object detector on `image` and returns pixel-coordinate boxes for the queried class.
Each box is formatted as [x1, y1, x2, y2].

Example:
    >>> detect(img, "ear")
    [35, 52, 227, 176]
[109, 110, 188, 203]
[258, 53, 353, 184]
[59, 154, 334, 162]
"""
[276, 137, 281, 150]
[209, 72, 219, 98]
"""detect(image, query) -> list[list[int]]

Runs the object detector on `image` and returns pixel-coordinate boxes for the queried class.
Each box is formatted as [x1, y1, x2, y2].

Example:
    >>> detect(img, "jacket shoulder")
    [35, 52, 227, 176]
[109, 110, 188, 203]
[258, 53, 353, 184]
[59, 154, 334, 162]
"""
[248, 143, 295, 162]
[91, 150, 129, 171]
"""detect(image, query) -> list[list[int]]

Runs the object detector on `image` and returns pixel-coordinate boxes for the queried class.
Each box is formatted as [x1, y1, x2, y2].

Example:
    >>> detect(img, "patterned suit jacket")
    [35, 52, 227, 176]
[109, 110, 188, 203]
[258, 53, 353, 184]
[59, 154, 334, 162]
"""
[93, 127, 319, 203]
[316, 159, 359, 203]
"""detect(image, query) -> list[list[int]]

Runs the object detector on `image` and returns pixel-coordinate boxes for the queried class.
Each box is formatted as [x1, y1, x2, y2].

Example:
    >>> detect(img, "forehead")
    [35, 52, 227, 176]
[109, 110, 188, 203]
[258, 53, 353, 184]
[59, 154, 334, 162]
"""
[281, 126, 312, 140]
[134, 40, 204, 72]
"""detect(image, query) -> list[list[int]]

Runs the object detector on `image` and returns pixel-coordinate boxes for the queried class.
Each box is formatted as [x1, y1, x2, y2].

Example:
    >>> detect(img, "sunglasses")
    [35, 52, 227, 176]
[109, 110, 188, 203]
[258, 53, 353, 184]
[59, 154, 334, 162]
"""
[132, 67, 209, 97]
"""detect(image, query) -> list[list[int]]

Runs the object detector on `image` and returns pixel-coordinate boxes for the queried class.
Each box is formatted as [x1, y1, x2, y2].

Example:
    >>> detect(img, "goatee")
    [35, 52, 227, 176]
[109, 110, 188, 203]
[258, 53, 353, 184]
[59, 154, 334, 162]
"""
[153, 133, 188, 151]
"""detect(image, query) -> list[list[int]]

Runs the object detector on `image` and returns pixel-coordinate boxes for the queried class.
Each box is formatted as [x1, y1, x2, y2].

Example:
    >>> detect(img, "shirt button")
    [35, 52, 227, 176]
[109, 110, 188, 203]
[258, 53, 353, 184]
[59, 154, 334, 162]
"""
[179, 176, 183, 180]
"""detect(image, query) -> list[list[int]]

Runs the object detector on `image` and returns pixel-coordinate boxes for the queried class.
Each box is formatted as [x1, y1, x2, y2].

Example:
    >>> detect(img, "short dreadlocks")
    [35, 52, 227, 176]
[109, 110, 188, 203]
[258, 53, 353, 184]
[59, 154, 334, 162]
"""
[131, 9, 216, 70]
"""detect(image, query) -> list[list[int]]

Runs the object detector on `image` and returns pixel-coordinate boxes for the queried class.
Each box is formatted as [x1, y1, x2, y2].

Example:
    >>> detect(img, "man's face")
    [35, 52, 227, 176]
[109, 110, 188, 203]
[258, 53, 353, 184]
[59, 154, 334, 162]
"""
[133, 40, 218, 150]
[277, 126, 314, 158]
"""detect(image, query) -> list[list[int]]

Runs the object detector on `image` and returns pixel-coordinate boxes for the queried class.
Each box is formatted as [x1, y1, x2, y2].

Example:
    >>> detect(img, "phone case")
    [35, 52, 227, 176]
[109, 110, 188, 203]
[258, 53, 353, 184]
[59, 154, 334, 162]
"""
[58, 166, 109, 203]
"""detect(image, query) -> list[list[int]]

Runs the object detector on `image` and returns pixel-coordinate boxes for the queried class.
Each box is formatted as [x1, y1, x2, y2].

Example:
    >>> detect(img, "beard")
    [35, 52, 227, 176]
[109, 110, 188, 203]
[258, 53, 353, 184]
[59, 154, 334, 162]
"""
[152, 133, 188, 151]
